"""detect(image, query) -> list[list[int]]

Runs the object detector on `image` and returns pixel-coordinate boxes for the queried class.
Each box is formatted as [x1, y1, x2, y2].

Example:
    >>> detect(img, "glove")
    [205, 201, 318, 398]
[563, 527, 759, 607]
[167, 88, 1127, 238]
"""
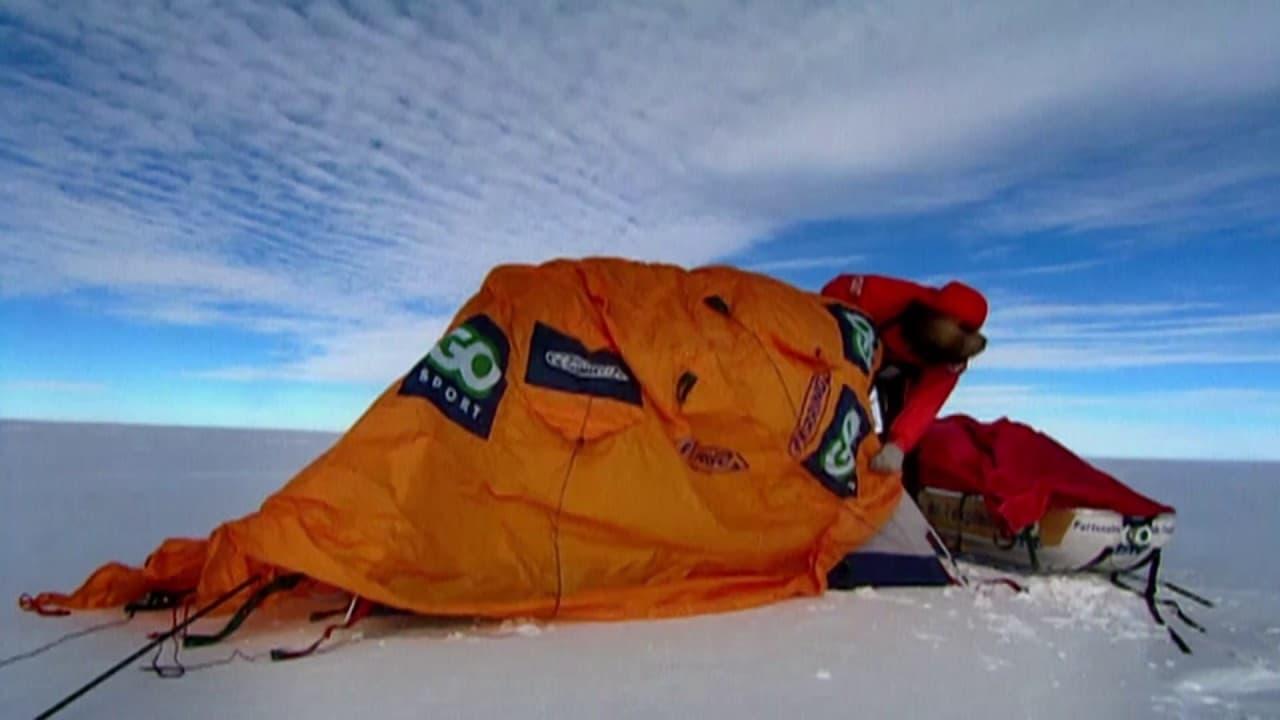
[870, 442, 905, 475]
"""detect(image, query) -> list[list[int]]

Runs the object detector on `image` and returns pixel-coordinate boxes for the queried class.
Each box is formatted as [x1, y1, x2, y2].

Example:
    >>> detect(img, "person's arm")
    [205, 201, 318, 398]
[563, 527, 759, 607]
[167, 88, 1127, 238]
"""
[886, 363, 962, 453]
[870, 364, 962, 474]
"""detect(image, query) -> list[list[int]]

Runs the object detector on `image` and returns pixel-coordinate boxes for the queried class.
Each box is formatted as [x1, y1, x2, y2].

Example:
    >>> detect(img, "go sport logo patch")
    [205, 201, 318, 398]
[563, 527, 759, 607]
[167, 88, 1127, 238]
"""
[826, 304, 877, 374]
[399, 314, 510, 439]
[803, 386, 869, 498]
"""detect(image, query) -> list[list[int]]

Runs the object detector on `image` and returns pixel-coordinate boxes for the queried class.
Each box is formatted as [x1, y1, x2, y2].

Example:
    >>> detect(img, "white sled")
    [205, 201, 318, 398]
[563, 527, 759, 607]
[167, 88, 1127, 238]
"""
[916, 487, 1176, 573]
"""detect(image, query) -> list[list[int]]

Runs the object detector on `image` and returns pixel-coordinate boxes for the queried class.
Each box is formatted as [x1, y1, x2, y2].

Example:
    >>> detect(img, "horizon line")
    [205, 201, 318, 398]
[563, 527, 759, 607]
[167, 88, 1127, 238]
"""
[3, 416, 1277, 465]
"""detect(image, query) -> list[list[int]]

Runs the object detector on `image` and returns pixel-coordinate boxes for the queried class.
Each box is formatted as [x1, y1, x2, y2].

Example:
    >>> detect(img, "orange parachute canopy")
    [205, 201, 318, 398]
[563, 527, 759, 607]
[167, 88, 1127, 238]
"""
[29, 258, 900, 620]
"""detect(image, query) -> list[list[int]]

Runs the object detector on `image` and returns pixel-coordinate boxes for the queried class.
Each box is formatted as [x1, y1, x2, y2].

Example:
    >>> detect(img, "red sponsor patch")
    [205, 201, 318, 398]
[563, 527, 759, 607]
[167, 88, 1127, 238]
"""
[678, 438, 749, 473]
[789, 371, 832, 457]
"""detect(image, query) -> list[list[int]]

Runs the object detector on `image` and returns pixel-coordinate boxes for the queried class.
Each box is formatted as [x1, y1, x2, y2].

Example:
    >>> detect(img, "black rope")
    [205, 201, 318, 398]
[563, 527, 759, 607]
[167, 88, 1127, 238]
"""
[1164, 623, 1193, 654]
[1163, 600, 1206, 633]
[182, 573, 304, 648]
[1024, 528, 1040, 572]
[1144, 549, 1160, 600]
[551, 397, 593, 619]
[1109, 550, 1202, 655]
[1075, 546, 1115, 572]
[34, 574, 260, 720]
[1161, 580, 1215, 608]
[140, 648, 263, 674]
[124, 589, 191, 615]
[1111, 561, 1208, 635]
[146, 604, 189, 679]
[703, 295, 799, 416]
[0, 615, 134, 671]
[954, 493, 970, 555]
[732, 316, 798, 416]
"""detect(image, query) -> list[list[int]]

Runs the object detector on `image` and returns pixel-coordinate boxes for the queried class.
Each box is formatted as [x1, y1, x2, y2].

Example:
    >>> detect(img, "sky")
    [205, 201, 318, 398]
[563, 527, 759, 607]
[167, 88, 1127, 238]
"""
[1, 1, 1278, 460]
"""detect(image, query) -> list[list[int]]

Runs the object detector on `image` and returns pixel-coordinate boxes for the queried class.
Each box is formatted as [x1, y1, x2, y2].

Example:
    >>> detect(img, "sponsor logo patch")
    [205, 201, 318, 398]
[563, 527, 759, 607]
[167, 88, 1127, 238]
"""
[803, 386, 869, 498]
[847, 274, 865, 297]
[525, 322, 642, 406]
[678, 438, 749, 473]
[1124, 523, 1154, 548]
[789, 371, 832, 458]
[400, 314, 510, 439]
[826, 304, 877, 373]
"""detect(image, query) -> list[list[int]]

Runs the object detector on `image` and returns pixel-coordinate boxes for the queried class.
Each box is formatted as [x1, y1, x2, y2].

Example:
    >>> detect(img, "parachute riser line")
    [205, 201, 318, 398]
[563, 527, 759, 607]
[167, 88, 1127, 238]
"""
[35, 574, 261, 720]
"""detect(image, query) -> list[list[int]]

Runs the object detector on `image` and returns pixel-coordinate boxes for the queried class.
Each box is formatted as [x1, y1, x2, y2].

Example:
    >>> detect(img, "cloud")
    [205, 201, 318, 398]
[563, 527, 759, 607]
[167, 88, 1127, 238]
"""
[976, 346, 1280, 371]
[746, 253, 866, 273]
[0, 380, 108, 393]
[2, 1, 1279, 380]
[194, 313, 452, 384]
[974, 300, 1280, 371]
[946, 383, 1280, 459]
[998, 259, 1108, 277]
[991, 302, 1222, 322]
[920, 257, 1111, 286]
[951, 383, 1280, 415]
[976, 128, 1280, 235]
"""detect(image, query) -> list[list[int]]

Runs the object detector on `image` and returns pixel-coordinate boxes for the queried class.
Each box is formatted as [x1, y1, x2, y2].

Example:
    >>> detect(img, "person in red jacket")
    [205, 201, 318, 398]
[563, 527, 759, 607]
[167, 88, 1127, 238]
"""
[820, 274, 988, 475]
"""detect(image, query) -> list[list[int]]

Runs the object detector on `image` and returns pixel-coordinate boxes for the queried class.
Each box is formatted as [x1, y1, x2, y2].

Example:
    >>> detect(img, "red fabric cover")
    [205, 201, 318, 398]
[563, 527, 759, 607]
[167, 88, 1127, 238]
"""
[916, 415, 1174, 534]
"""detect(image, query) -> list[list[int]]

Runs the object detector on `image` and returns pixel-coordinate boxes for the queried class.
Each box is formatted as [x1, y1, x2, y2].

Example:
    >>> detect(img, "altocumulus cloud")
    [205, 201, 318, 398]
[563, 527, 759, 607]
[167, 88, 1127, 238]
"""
[2, 1, 1279, 382]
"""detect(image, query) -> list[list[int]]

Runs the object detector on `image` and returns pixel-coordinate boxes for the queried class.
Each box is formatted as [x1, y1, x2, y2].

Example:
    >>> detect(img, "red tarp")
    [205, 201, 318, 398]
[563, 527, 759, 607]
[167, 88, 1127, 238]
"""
[915, 415, 1174, 534]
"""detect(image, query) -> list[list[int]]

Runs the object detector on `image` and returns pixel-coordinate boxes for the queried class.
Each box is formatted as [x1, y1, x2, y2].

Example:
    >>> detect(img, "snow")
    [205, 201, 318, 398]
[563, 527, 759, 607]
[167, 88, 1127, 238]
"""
[2, 421, 1278, 718]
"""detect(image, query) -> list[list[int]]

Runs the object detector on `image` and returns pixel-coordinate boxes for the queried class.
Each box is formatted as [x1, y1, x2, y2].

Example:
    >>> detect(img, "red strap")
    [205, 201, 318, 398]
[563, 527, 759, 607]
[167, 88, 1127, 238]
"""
[18, 593, 71, 617]
[270, 598, 372, 661]
[975, 577, 1027, 594]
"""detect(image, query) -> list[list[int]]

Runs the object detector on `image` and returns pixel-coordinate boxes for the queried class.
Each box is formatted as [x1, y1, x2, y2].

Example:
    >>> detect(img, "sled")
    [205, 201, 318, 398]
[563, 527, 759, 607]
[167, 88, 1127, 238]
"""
[916, 486, 1175, 573]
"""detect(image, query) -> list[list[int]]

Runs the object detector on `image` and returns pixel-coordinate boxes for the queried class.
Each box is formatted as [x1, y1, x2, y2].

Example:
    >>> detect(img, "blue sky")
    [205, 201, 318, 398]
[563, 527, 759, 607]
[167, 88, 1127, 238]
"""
[1, 2, 1278, 460]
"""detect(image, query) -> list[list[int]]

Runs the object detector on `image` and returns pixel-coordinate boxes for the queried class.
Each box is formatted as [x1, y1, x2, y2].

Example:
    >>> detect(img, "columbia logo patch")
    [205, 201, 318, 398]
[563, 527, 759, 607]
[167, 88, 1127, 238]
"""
[525, 322, 642, 406]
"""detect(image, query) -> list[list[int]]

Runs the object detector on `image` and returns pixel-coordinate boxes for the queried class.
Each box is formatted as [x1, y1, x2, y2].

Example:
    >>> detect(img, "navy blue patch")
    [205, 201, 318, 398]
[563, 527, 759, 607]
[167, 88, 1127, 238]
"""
[802, 386, 870, 497]
[827, 552, 953, 589]
[525, 322, 642, 406]
[825, 304, 878, 374]
[399, 314, 510, 439]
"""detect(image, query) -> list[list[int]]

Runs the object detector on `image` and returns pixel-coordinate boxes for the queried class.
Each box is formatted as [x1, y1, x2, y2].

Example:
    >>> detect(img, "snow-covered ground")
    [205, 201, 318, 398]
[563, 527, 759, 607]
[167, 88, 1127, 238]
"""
[2, 421, 1277, 719]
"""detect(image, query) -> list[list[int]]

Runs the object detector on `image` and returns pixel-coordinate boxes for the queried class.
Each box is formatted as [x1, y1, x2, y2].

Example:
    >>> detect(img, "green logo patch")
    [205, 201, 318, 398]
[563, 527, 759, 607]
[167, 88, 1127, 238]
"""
[802, 386, 869, 497]
[399, 314, 510, 439]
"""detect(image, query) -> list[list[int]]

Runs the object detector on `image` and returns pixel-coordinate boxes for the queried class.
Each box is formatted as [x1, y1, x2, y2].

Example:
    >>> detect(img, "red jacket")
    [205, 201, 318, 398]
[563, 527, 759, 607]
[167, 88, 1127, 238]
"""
[820, 274, 987, 452]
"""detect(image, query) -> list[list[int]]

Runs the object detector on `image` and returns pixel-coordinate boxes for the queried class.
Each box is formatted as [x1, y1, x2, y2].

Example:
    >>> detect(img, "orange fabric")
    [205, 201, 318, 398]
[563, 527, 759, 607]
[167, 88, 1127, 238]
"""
[31, 259, 900, 620]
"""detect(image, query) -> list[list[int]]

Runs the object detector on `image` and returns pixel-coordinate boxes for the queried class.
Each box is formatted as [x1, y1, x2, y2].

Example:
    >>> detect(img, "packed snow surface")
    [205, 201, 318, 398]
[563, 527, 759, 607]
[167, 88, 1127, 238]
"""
[2, 421, 1277, 718]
